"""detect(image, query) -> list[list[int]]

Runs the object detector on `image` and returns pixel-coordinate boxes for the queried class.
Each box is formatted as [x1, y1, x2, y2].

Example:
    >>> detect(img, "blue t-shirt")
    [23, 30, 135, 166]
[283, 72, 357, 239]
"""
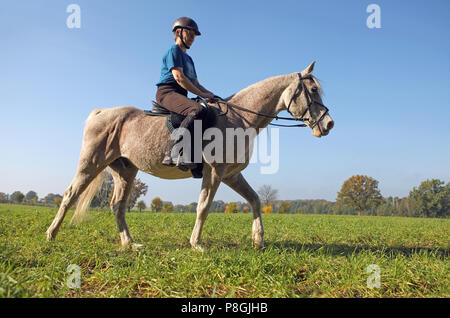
[156, 44, 197, 86]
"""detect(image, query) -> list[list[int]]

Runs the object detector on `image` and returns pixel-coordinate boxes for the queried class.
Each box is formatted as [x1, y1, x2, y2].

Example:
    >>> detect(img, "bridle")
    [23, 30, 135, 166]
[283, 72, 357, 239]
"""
[210, 73, 330, 132]
[285, 72, 330, 131]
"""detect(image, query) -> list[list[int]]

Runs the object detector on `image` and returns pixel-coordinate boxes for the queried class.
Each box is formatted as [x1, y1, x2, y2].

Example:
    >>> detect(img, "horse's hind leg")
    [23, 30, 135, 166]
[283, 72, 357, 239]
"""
[108, 158, 140, 248]
[222, 172, 264, 248]
[46, 166, 104, 241]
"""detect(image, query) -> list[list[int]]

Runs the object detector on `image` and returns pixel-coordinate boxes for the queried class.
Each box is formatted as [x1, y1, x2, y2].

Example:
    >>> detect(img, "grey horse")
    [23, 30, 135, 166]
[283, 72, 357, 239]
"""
[46, 62, 334, 251]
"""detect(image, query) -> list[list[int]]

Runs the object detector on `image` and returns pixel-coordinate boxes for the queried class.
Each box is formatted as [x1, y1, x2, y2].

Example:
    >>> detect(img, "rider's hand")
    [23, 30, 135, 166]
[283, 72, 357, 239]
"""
[202, 92, 215, 101]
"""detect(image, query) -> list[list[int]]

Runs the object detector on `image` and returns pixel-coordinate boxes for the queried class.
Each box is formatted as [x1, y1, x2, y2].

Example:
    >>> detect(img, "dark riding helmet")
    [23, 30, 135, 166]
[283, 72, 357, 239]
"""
[171, 17, 201, 36]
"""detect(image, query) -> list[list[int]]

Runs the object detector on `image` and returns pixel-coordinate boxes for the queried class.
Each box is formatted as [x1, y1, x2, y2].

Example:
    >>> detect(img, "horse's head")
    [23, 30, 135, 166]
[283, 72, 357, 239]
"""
[282, 62, 334, 137]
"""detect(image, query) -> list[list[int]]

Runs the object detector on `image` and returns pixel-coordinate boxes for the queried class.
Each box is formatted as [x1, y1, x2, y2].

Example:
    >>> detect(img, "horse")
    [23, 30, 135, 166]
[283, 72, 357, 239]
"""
[46, 62, 334, 251]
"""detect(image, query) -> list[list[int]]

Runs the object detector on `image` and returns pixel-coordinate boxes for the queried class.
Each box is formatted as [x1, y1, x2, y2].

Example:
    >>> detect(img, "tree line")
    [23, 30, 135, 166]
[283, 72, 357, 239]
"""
[334, 175, 449, 218]
[253, 176, 448, 218]
[0, 171, 148, 211]
[0, 191, 63, 206]
[1, 174, 448, 218]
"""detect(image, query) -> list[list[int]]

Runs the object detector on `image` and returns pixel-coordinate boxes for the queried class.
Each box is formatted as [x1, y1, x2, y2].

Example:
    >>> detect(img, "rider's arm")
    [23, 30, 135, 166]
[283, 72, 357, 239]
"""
[171, 67, 209, 98]
[194, 79, 213, 95]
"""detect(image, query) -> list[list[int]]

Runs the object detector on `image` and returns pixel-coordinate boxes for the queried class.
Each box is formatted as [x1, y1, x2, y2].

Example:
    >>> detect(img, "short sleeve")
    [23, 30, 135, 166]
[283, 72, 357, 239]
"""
[165, 45, 184, 71]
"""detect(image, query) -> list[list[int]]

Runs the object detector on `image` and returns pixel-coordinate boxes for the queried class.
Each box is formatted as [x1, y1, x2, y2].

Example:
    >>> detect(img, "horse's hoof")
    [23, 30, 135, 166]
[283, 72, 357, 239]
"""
[253, 239, 264, 249]
[132, 243, 145, 251]
[254, 243, 264, 249]
[46, 230, 55, 242]
[192, 244, 207, 253]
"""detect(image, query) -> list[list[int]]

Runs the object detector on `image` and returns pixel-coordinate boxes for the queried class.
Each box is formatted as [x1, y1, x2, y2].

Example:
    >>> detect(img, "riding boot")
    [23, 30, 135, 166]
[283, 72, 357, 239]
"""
[162, 112, 199, 170]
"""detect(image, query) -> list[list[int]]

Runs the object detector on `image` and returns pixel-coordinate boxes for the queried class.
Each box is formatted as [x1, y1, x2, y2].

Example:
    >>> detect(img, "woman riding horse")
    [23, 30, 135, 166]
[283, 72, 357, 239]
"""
[156, 17, 216, 171]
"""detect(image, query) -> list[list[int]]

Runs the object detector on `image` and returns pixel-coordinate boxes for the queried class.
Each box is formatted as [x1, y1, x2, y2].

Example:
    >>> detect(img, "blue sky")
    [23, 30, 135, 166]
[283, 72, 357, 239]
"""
[1, 0, 449, 204]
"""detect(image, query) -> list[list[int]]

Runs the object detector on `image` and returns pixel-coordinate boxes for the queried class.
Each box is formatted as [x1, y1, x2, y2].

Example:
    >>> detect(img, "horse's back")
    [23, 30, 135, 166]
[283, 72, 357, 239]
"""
[85, 106, 142, 125]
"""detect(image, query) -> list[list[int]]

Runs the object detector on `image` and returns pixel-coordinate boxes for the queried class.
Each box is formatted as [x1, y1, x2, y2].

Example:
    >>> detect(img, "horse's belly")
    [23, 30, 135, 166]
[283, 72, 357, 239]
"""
[141, 165, 193, 180]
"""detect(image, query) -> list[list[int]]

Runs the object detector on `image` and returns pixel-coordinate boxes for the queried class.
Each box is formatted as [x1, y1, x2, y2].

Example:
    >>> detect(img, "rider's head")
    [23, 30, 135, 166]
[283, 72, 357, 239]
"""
[172, 17, 201, 50]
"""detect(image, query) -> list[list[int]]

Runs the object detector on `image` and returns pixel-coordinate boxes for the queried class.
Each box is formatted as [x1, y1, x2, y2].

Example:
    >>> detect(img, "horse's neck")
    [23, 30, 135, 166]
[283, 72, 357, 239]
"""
[228, 74, 293, 129]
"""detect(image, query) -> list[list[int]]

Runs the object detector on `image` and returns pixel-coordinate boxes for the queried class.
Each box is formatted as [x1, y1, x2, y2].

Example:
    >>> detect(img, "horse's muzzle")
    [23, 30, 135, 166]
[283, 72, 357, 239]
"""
[313, 116, 334, 137]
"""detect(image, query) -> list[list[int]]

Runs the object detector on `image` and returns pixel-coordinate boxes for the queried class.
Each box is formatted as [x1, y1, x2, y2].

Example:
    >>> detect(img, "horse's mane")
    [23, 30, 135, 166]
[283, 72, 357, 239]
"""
[224, 73, 323, 102]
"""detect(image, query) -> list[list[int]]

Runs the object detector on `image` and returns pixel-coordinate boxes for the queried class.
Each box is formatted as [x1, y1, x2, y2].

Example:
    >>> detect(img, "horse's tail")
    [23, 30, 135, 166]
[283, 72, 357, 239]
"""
[70, 170, 108, 225]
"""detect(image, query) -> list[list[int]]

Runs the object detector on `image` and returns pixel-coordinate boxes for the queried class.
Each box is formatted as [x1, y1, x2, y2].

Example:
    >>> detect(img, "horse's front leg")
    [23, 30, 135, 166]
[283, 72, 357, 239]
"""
[222, 172, 264, 248]
[190, 165, 225, 251]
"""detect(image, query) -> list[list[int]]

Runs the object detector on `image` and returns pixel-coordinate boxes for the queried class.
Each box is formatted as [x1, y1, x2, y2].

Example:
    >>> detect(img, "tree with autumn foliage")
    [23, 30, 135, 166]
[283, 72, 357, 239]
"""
[137, 200, 146, 212]
[225, 202, 238, 214]
[336, 175, 383, 215]
[54, 197, 62, 207]
[262, 205, 273, 214]
[278, 201, 291, 214]
[151, 197, 163, 212]
[162, 202, 174, 212]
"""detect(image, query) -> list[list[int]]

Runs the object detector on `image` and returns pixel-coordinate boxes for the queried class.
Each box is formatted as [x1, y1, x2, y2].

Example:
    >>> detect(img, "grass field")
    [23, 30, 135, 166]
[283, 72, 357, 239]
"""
[0, 203, 448, 298]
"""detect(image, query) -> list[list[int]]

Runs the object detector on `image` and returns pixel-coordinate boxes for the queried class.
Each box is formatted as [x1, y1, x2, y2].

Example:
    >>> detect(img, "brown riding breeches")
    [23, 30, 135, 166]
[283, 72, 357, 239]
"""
[156, 83, 201, 116]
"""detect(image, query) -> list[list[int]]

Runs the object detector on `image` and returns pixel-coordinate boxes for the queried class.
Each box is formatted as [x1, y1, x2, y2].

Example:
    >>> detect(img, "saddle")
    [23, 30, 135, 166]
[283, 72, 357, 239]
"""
[144, 101, 178, 133]
[144, 101, 171, 116]
[144, 99, 218, 133]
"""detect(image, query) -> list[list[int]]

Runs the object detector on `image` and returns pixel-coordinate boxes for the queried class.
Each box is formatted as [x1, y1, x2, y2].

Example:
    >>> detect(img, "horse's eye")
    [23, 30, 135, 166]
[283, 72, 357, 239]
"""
[311, 87, 318, 93]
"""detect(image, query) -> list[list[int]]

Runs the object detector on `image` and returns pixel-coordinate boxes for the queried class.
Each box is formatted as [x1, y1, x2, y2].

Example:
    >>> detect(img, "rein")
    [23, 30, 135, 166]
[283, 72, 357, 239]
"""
[207, 73, 329, 129]
[213, 99, 307, 127]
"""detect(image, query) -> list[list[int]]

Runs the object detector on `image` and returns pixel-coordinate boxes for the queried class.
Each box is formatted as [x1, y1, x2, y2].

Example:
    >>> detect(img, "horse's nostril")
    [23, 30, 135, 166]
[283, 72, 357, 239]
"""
[327, 120, 334, 130]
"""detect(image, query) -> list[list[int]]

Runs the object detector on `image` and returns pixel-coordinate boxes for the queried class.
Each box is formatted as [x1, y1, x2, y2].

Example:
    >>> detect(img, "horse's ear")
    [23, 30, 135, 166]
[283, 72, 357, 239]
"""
[303, 61, 316, 74]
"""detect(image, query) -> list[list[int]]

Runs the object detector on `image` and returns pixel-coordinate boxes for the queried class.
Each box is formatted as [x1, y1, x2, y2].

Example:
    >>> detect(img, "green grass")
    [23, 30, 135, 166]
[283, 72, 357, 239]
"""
[0, 203, 448, 298]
